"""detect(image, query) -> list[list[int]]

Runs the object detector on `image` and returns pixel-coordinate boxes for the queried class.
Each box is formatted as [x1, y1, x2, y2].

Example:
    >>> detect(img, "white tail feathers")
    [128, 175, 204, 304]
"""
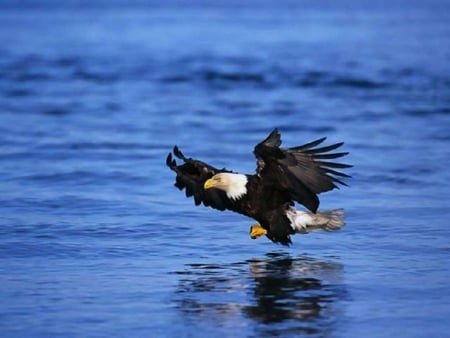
[285, 208, 345, 234]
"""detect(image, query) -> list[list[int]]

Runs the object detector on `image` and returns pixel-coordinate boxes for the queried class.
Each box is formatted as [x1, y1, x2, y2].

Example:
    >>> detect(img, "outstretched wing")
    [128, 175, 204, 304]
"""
[166, 146, 233, 211]
[254, 128, 351, 213]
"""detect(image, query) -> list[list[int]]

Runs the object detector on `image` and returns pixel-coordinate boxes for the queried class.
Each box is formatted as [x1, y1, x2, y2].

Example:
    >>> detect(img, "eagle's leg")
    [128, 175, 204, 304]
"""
[250, 224, 267, 239]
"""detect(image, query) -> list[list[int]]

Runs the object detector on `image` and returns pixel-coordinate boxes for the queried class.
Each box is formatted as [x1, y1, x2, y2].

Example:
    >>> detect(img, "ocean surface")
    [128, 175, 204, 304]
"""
[1, 1, 449, 337]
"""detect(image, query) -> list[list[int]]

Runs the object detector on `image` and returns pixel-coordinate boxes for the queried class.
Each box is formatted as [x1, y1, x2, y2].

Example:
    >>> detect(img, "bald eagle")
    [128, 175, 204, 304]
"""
[166, 128, 351, 245]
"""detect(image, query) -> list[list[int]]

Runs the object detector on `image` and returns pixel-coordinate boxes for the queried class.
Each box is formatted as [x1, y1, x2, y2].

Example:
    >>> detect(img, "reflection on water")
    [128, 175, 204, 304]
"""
[174, 253, 346, 336]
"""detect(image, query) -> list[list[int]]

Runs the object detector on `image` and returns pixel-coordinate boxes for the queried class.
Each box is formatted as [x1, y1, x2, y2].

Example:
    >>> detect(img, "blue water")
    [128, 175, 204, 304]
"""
[1, 2, 449, 337]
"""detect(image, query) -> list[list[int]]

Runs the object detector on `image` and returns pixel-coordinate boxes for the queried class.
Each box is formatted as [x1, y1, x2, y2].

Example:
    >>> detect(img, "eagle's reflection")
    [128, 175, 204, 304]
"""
[174, 252, 346, 336]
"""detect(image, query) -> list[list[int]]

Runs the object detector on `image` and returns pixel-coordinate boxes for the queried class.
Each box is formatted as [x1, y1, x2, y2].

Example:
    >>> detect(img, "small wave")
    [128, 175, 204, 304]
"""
[331, 77, 388, 89]
[40, 106, 72, 116]
[19, 170, 146, 185]
[66, 141, 152, 151]
[3, 55, 54, 82]
[160, 68, 267, 86]
[295, 70, 329, 87]
[12, 72, 54, 82]
[72, 69, 119, 83]
[364, 173, 425, 186]
[53, 56, 82, 68]
[20, 171, 102, 183]
[0, 241, 84, 259]
[3, 88, 34, 97]
[201, 70, 265, 83]
[30, 141, 152, 151]
[294, 71, 388, 89]
[159, 75, 191, 83]
[403, 107, 450, 117]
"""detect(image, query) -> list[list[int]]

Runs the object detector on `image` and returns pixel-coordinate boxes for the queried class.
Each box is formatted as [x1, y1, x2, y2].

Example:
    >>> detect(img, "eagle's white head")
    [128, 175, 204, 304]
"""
[204, 173, 248, 200]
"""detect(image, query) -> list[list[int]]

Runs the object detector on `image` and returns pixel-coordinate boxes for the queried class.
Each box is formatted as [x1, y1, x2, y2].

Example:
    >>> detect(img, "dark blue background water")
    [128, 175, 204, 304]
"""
[1, 1, 449, 337]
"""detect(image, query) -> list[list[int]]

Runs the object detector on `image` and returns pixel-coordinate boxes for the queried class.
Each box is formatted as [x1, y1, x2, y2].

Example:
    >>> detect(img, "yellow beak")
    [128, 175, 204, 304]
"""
[204, 178, 216, 190]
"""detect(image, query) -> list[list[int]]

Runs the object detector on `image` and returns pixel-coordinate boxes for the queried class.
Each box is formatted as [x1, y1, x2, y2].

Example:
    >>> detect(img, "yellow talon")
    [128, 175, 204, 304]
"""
[250, 224, 267, 239]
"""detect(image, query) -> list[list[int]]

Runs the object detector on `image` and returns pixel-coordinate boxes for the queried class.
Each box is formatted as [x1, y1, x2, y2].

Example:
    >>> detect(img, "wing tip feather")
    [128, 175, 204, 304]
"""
[166, 152, 177, 168]
[173, 145, 185, 159]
